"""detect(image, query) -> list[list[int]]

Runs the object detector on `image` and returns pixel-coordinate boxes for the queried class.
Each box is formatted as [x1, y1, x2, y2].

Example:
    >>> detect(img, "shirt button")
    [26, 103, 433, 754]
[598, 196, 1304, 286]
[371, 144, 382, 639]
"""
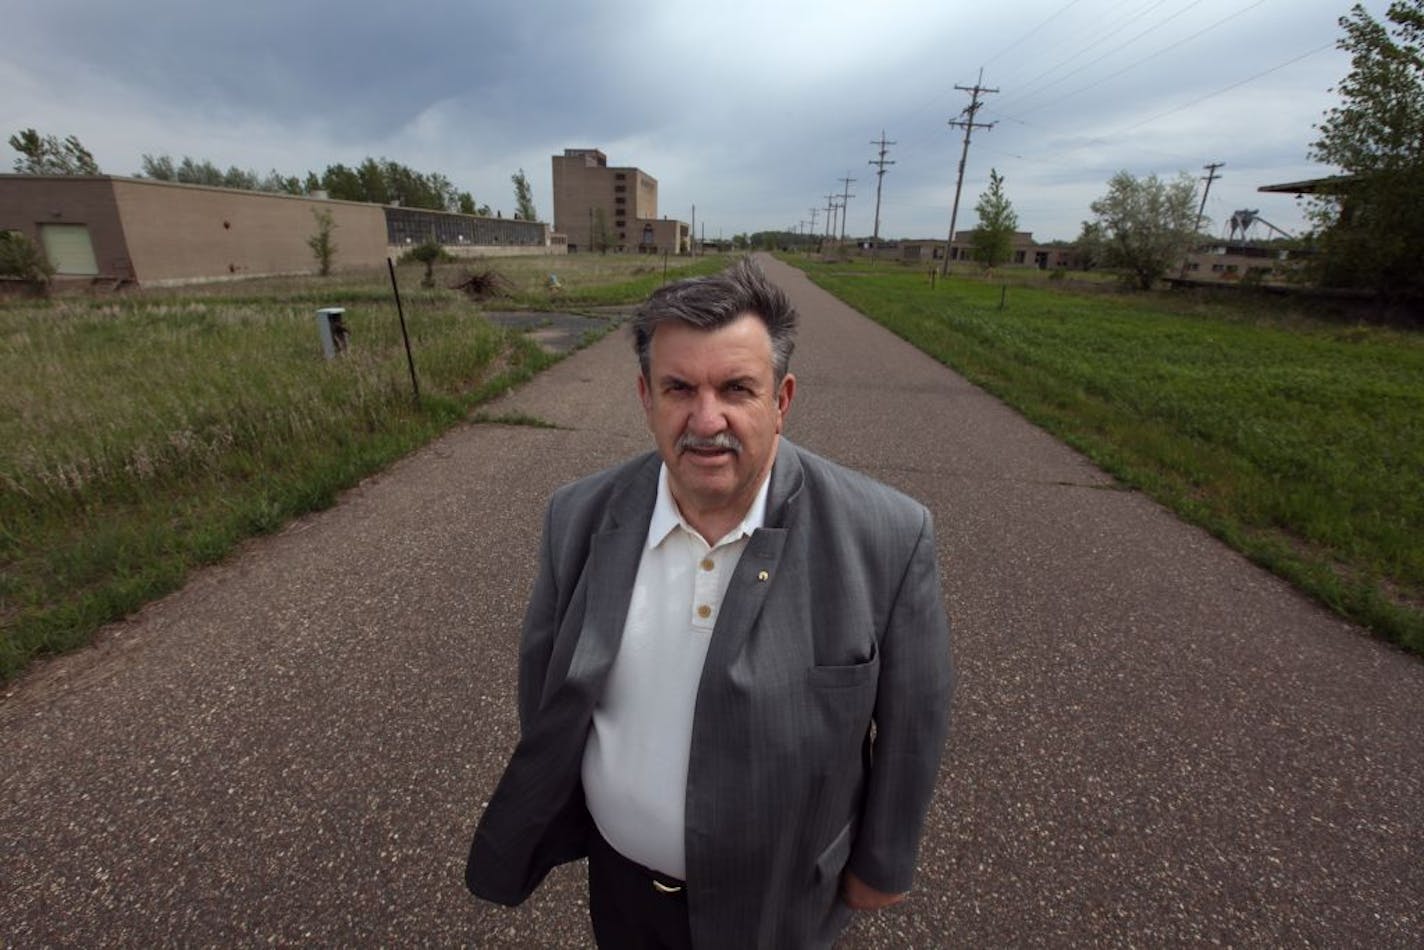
[696, 604, 712, 619]
[700, 558, 715, 572]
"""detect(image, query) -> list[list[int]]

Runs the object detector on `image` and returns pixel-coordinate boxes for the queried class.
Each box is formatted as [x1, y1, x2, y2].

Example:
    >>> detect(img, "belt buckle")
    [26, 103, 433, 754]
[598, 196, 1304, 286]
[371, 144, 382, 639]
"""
[652, 879, 684, 894]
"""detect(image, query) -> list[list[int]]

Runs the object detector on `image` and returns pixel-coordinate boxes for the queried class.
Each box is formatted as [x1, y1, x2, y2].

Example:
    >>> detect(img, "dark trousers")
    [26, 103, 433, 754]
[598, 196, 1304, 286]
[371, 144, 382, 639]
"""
[587, 829, 694, 950]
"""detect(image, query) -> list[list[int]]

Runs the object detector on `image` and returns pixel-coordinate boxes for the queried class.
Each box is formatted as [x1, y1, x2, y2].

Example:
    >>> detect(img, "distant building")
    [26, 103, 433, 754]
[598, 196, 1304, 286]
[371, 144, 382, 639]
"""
[895, 230, 1072, 269]
[1170, 176, 1319, 286]
[0, 174, 558, 287]
[1179, 243, 1304, 285]
[550, 148, 688, 254]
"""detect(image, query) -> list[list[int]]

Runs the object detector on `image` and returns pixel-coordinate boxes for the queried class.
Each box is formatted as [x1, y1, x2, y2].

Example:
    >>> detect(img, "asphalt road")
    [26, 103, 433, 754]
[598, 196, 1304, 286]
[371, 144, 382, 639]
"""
[3, 255, 1421, 947]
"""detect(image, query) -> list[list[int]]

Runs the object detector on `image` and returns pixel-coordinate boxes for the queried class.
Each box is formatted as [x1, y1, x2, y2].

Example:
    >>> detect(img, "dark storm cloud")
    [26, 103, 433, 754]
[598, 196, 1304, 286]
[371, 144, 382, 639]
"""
[7, 0, 643, 143]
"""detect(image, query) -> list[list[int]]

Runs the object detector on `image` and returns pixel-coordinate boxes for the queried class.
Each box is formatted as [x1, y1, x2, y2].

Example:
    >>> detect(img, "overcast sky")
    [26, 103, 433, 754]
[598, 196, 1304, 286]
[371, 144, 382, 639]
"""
[3, 0, 1386, 242]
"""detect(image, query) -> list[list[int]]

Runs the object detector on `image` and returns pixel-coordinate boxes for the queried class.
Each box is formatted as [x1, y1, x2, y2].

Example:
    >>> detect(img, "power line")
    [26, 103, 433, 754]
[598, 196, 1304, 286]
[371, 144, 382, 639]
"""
[991, 0, 1175, 112]
[1115, 40, 1334, 134]
[985, 33, 1333, 172]
[867, 0, 1177, 166]
[1001, 0, 1268, 119]
[942, 70, 997, 277]
[983, 0, 1084, 68]
[1003, 0, 1213, 117]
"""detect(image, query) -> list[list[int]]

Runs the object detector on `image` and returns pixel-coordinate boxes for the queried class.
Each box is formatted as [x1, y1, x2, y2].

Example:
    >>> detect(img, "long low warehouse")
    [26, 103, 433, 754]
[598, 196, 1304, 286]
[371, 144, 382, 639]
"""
[0, 174, 559, 287]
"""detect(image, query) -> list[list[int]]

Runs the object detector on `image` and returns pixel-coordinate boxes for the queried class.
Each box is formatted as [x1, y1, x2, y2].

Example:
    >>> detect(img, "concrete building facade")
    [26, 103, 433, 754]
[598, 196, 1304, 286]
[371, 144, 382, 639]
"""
[550, 148, 687, 254]
[0, 175, 558, 286]
[895, 230, 1073, 269]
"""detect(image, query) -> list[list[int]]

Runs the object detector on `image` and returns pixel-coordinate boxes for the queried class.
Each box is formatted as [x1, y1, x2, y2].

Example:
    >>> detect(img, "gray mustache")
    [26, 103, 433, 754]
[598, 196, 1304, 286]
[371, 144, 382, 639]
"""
[677, 432, 742, 453]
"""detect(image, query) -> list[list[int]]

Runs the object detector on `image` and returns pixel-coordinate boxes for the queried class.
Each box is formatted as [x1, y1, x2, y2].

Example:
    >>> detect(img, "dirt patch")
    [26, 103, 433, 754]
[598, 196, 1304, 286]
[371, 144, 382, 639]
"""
[481, 309, 633, 354]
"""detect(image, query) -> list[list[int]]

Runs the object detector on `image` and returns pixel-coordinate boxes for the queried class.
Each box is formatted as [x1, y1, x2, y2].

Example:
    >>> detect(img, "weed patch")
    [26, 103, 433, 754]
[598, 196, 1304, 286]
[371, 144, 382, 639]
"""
[1, 255, 718, 681]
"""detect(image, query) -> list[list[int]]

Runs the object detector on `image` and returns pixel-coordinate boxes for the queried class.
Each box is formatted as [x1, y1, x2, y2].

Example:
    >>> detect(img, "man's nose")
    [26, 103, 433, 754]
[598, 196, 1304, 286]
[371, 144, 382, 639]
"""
[688, 391, 727, 434]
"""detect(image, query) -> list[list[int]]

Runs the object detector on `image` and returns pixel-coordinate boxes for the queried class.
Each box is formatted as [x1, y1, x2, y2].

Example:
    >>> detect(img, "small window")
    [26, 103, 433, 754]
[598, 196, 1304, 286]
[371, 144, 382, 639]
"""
[39, 223, 99, 275]
[615, 173, 626, 181]
[615, 185, 627, 193]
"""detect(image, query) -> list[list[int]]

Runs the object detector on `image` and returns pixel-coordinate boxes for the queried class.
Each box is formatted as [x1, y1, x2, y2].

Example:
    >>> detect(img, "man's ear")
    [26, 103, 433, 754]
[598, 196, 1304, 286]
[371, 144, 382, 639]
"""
[637, 372, 652, 411]
[775, 373, 795, 430]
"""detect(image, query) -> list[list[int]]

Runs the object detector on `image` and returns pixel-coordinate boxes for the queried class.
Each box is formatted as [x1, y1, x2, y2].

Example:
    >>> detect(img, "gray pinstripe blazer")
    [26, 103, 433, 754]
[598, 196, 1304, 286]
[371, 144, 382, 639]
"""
[466, 440, 953, 948]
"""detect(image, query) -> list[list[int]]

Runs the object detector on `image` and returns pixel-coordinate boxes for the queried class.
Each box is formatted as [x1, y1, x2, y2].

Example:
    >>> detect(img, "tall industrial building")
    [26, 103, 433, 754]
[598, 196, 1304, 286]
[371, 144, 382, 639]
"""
[550, 148, 687, 254]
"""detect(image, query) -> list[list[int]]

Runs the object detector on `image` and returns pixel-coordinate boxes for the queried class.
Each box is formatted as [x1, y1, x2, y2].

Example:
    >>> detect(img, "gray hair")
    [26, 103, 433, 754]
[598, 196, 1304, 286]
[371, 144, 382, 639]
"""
[631, 257, 798, 383]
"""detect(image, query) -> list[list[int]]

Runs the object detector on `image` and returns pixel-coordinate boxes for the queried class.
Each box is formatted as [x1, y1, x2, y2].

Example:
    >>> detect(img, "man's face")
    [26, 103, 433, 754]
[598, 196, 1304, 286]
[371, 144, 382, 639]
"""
[638, 313, 795, 532]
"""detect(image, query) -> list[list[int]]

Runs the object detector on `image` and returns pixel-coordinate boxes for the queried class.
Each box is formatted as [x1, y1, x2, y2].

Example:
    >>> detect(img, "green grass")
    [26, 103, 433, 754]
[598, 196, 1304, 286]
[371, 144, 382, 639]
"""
[0, 254, 726, 682]
[786, 257, 1424, 655]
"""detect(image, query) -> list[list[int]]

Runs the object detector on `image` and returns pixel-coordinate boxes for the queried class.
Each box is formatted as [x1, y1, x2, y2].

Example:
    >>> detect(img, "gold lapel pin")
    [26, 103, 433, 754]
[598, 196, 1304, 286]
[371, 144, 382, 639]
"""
[757, 571, 769, 582]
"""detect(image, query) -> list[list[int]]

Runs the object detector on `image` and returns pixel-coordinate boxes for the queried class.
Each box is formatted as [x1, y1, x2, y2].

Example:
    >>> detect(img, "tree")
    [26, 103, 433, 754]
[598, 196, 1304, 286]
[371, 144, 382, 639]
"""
[1072, 220, 1107, 271]
[1088, 170, 1200, 290]
[592, 208, 614, 253]
[971, 168, 1018, 269]
[457, 191, 491, 216]
[9, 129, 100, 175]
[511, 168, 537, 221]
[307, 209, 337, 276]
[1307, 0, 1424, 302]
[407, 240, 445, 287]
[139, 153, 177, 180]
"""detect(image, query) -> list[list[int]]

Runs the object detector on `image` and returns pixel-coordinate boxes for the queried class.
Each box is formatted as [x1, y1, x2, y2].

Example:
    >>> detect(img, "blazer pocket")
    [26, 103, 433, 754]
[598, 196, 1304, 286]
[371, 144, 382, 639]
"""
[807, 642, 879, 689]
[814, 819, 856, 883]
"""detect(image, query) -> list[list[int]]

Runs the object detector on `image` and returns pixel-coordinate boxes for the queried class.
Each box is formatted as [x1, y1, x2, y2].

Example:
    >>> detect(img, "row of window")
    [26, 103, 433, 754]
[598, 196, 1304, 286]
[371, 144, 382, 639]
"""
[385, 208, 544, 246]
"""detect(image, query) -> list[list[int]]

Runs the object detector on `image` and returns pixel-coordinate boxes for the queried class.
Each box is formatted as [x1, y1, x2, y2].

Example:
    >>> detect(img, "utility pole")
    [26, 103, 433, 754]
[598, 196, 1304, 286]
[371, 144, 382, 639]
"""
[824, 193, 838, 246]
[690, 203, 696, 256]
[868, 131, 895, 265]
[808, 206, 820, 236]
[941, 69, 998, 277]
[837, 173, 856, 245]
[1181, 162, 1224, 278]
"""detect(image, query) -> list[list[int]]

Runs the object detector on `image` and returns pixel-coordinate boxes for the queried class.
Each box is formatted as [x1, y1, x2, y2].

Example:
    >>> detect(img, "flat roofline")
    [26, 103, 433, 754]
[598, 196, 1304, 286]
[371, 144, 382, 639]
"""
[1258, 174, 1359, 195]
[0, 174, 536, 221]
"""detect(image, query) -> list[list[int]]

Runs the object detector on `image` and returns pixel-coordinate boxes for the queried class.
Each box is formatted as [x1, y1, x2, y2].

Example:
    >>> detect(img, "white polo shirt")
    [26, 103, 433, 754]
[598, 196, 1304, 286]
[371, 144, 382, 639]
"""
[581, 463, 770, 879]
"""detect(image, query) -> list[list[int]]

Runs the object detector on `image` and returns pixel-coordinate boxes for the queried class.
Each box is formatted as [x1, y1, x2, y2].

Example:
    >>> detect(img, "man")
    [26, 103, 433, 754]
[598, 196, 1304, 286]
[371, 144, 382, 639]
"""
[466, 258, 952, 948]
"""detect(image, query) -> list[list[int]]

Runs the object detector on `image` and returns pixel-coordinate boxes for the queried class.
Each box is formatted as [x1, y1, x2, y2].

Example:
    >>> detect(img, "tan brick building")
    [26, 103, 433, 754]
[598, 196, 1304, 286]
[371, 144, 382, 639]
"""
[550, 148, 687, 254]
[0, 174, 557, 286]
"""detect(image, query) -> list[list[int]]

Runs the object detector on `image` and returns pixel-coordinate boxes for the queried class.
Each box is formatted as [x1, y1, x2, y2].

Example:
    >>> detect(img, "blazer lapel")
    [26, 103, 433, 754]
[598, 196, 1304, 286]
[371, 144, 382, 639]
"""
[563, 454, 659, 691]
[700, 441, 805, 673]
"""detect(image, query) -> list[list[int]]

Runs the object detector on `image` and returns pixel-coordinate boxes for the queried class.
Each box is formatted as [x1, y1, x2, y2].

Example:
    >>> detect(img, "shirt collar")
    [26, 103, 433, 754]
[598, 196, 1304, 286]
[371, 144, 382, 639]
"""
[647, 462, 771, 550]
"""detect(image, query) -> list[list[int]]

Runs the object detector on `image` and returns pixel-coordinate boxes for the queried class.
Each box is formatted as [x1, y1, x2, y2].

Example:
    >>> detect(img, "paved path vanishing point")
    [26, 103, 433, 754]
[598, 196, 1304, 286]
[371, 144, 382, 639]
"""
[3, 254, 1421, 947]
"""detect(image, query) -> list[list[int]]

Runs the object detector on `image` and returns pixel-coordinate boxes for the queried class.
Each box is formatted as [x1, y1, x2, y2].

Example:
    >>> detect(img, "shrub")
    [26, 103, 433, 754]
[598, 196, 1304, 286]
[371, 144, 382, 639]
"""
[401, 240, 452, 287]
[0, 231, 55, 283]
